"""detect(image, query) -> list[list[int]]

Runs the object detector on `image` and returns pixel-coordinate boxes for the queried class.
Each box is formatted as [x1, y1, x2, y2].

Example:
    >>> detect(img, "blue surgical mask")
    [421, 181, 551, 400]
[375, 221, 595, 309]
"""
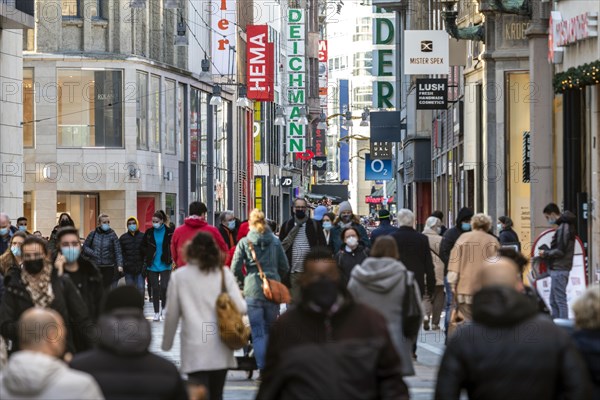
[461, 222, 472, 232]
[61, 246, 80, 263]
[128, 224, 137, 232]
[0, 228, 8, 236]
[18, 226, 27, 232]
[11, 246, 21, 257]
[152, 222, 162, 230]
[548, 219, 556, 225]
[101, 223, 110, 232]
[227, 221, 236, 230]
[323, 222, 333, 230]
[497, 223, 503, 232]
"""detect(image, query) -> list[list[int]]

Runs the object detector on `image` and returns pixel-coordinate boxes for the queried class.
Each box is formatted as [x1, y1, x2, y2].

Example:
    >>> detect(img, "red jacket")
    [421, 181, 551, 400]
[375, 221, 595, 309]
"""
[170, 216, 228, 267]
[224, 221, 250, 267]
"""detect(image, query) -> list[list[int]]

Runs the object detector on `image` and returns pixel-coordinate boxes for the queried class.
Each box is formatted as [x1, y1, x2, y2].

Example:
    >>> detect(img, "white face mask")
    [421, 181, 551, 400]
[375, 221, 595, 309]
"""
[435, 226, 441, 234]
[346, 236, 359, 248]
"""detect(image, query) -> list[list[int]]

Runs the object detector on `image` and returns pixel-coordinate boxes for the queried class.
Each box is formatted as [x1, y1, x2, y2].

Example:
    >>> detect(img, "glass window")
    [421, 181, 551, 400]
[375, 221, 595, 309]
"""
[165, 79, 176, 154]
[166, 194, 176, 225]
[136, 71, 148, 150]
[56, 193, 99, 238]
[178, 83, 185, 161]
[23, 192, 32, 232]
[57, 69, 123, 147]
[255, 176, 264, 211]
[62, 0, 79, 17]
[149, 75, 160, 151]
[254, 102, 263, 162]
[23, 68, 34, 148]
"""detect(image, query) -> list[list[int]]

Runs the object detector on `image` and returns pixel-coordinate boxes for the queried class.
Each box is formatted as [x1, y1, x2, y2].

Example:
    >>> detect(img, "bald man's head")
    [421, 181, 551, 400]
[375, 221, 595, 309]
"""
[18, 308, 66, 357]
[479, 257, 521, 289]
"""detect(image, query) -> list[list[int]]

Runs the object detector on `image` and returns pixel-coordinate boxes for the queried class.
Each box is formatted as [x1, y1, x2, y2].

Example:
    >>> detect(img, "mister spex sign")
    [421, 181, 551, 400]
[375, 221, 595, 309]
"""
[404, 30, 449, 75]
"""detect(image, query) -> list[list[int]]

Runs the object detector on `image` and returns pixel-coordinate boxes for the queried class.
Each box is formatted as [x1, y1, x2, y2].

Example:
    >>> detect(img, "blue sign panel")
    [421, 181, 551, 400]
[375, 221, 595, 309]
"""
[365, 154, 393, 181]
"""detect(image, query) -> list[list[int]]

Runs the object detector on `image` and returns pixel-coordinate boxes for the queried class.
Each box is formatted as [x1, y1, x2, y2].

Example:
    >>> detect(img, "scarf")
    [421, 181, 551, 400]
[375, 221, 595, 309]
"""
[281, 216, 308, 252]
[21, 262, 55, 308]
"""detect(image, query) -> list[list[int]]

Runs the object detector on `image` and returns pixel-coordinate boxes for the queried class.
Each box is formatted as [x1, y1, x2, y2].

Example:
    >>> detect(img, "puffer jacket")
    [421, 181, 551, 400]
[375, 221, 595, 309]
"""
[435, 286, 592, 400]
[498, 228, 520, 251]
[0, 267, 95, 353]
[82, 227, 123, 269]
[545, 211, 576, 270]
[232, 229, 289, 300]
[119, 219, 145, 275]
[70, 308, 187, 400]
[257, 295, 409, 400]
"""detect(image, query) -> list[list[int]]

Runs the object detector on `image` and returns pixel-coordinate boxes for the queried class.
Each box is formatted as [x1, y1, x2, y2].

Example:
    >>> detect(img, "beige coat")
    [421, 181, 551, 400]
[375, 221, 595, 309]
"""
[447, 230, 499, 301]
[423, 228, 444, 286]
[162, 265, 247, 373]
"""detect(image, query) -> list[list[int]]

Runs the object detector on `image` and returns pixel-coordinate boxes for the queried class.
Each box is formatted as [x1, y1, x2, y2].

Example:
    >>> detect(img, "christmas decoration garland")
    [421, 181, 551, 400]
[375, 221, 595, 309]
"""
[553, 60, 600, 93]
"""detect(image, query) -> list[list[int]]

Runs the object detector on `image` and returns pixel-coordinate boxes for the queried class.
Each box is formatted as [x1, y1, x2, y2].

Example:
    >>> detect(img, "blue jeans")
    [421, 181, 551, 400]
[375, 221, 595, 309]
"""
[444, 277, 453, 337]
[549, 269, 570, 319]
[246, 298, 280, 370]
[125, 273, 145, 295]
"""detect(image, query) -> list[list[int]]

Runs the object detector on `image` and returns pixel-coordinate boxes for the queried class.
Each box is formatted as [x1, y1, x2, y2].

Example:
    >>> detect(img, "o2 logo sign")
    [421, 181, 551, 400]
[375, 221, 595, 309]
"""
[365, 154, 393, 181]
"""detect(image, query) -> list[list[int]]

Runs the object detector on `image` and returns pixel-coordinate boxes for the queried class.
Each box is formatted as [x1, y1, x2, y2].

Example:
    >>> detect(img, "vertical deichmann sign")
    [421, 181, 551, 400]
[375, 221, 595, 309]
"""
[287, 8, 306, 153]
[372, 7, 396, 109]
[247, 25, 274, 101]
[211, 0, 237, 75]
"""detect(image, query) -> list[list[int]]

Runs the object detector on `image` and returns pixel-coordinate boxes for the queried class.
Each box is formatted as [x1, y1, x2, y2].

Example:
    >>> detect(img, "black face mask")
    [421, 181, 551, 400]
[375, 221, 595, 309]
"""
[341, 215, 352, 223]
[302, 279, 339, 312]
[295, 210, 306, 220]
[59, 219, 71, 227]
[23, 258, 45, 275]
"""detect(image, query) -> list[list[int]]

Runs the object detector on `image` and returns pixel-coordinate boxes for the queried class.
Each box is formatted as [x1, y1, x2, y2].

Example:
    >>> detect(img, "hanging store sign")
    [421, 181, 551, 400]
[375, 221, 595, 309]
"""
[370, 111, 403, 142]
[548, 11, 598, 63]
[416, 78, 448, 110]
[313, 128, 326, 157]
[404, 30, 449, 75]
[210, 0, 237, 75]
[370, 141, 393, 159]
[287, 8, 306, 153]
[365, 154, 393, 181]
[372, 8, 396, 109]
[318, 40, 328, 107]
[247, 25, 274, 101]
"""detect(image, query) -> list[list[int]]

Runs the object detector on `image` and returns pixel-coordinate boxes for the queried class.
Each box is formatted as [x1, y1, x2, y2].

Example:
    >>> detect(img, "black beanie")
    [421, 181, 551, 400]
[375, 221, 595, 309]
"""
[102, 286, 144, 314]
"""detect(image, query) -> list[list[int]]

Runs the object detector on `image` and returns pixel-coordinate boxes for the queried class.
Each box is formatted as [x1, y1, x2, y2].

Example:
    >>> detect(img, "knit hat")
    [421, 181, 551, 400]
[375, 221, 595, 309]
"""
[338, 201, 353, 214]
[102, 286, 144, 314]
[313, 206, 328, 221]
[378, 209, 391, 220]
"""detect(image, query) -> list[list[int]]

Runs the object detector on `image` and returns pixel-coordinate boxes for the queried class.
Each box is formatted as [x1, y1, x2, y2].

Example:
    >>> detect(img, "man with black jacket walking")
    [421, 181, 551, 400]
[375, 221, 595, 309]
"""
[83, 214, 124, 289]
[119, 217, 145, 295]
[278, 198, 326, 302]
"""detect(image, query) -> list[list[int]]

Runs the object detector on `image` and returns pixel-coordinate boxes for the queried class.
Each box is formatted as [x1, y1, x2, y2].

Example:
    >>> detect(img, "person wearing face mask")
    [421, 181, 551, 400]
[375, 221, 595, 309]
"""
[48, 213, 75, 257]
[83, 213, 124, 290]
[0, 213, 18, 256]
[421, 217, 445, 331]
[16, 217, 31, 235]
[0, 231, 26, 276]
[279, 198, 326, 302]
[320, 212, 336, 254]
[257, 247, 409, 400]
[54, 227, 103, 324]
[497, 216, 521, 251]
[217, 210, 238, 250]
[141, 210, 174, 322]
[370, 209, 399, 244]
[335, 227, 369, 286]
[119, 216, 146, 295]
[0, 236, 94, 354]
[447, 213, 500, 329]
[331, 201, 370, 253]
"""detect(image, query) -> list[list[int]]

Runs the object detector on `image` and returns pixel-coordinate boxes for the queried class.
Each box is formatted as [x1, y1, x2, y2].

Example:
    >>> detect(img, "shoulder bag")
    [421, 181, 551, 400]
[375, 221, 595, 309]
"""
[402, 270, 423, 340]
[216, 268, 250, 350]
[248, 242, 291, 304]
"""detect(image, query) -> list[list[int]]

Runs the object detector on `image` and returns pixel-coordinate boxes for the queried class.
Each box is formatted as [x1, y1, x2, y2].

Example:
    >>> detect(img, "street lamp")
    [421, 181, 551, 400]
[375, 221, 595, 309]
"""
[236, 85, 252, 108]
[298, 107, 309, 125]
[343, 110, 354, 128]
[174, 14, 188, 46]
[209, 85, 223, 106]
[317, 112, 327, 130]
[274, 107, 286, 126]
[360, 108, 369, 126]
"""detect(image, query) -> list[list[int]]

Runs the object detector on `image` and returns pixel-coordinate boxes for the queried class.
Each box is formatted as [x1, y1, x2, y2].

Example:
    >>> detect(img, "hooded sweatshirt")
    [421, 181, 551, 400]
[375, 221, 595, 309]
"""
[170, 216, 228, 267]
[348, 257, 416, 376]
[0, 351, 104, 399]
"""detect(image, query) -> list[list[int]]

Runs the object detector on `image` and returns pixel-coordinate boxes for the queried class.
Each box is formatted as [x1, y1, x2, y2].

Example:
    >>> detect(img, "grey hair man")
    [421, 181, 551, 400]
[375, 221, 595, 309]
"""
[218, 210, 237, 249]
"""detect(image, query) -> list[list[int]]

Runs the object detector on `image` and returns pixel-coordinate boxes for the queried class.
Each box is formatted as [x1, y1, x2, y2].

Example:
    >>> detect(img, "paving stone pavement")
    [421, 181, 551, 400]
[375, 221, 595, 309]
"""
[145, 299, 445, 400]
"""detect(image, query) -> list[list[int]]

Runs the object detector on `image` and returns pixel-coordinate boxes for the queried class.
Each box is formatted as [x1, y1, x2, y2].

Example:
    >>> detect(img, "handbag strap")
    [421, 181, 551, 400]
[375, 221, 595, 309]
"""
[220, 267, 226, 294]
[247, 242, 266, 280]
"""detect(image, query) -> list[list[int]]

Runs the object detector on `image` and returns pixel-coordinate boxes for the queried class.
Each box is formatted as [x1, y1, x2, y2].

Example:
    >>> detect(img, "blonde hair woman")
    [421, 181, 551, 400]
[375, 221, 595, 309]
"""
[231, 209, 289, 380]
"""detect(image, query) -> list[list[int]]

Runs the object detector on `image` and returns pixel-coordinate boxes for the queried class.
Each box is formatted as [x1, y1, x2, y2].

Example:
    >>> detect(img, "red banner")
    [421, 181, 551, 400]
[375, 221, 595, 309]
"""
[365, 196, 395, 204]
[247, 25, 274, 101]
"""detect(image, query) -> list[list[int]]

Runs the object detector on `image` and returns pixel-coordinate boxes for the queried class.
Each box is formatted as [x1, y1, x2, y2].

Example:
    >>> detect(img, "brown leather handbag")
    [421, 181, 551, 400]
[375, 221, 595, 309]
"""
[248, 242, 291, 304]
[216, 268, 250, 350]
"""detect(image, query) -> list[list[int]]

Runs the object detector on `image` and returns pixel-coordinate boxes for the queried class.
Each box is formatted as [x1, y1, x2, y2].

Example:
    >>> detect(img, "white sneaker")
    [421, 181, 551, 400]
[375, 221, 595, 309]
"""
[160, 308, 166, 320]
[153, 313, 160, 322]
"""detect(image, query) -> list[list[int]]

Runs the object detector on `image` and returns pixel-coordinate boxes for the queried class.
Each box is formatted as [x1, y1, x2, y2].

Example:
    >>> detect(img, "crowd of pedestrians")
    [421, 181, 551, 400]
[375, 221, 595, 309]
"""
[0, 199, 597, 399]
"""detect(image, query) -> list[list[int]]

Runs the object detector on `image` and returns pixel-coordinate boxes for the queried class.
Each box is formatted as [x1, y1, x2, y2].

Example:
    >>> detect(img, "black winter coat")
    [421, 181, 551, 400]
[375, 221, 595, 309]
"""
[545, 211, 577, 270]
[119, 230, 145, 275]
[63, 256, 104, 321]
[70, 309, 188, 400]
[0, 267, 95, 353]
[439, 207, 474, 275]
[435, 286, 592, 400]
[572, 329, 600, 399]
[83, 228, 124, 268]
[499, 228, 521, 251]
[391, 227, 436, 297]
[335, 245, 369, 286]
[257, 297, 409, 400]
[370, 221, 399, 244]
[140, 226, 174, 268]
